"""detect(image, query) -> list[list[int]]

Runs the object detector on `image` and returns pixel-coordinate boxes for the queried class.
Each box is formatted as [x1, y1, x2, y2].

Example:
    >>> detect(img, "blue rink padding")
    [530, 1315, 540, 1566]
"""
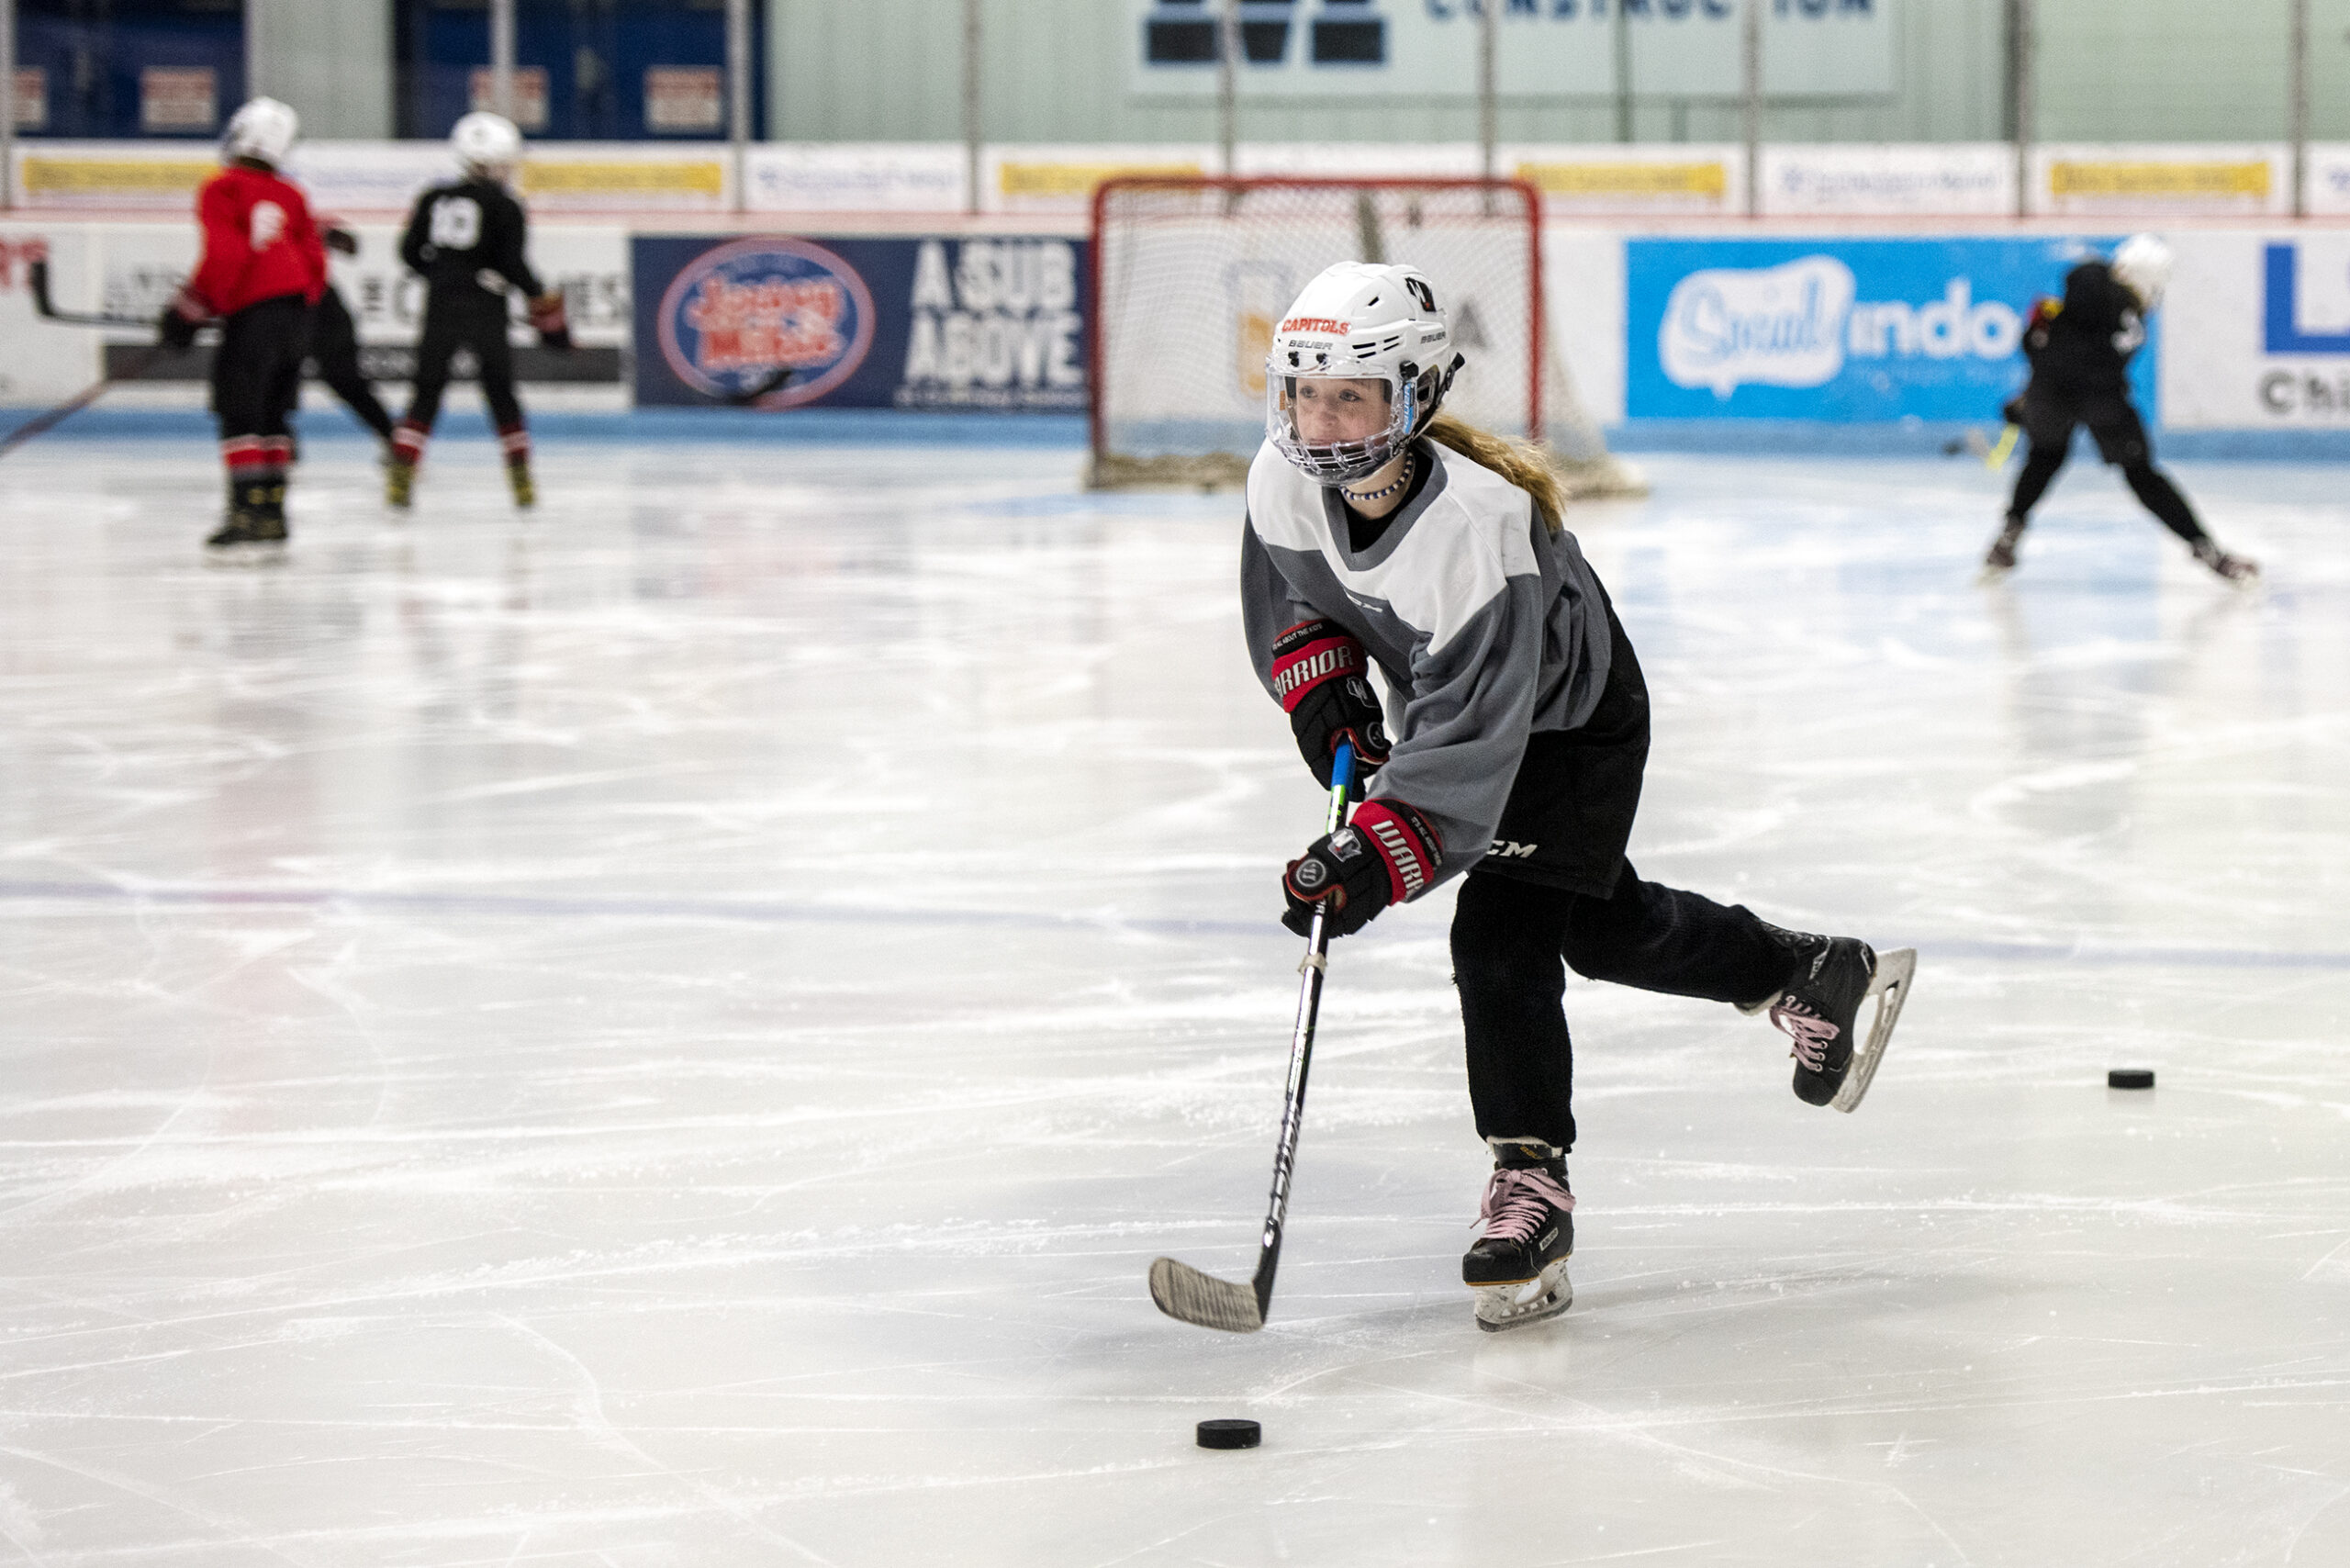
[9, 405, 2350, 461]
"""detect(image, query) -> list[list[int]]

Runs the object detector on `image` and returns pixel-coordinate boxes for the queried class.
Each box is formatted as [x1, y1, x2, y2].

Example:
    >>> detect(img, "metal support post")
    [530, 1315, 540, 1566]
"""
[490, 0, 517, 120]
[2289, 0, 2309, 219]
[244, 0, 263, 102]
[963, 0, 982, 215]
[2010, 0, 2033, 219]
[1, 0, 16, 210]
[1478, 0, 1497, 182]
[1217, 0, 1239, 177]
[1740, 0, 1760, 218]
[727, 0, 749, 214]
[1613, 0, 1632, 143]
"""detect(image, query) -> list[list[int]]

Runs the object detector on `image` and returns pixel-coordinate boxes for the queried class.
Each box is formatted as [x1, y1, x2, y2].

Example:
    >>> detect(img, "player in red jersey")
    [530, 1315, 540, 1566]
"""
[158, 96, 327, 555]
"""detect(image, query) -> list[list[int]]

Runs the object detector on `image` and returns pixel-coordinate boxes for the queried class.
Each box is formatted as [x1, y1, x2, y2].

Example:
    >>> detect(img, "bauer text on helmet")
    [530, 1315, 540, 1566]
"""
[453, 112, 524, 177]
[2111, 234, 2172, 312]
[223, 98, 299, 168]
[1266, 262, 1462, 485]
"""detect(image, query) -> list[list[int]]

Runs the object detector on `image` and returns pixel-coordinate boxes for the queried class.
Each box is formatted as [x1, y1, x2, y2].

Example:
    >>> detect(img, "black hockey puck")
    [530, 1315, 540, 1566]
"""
[2108, 1068, 2155, 1090]
[1196, 1417, 1260, 1450]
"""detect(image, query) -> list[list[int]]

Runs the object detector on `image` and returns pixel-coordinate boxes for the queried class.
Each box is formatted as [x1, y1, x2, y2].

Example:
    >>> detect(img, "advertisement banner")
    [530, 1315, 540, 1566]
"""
[2030, 144, 2290, 218]
[1511, 144, 1740, 217]
[1125, 0, 1895, 99]
[2162, 231, 2350, 431]
[632, 234, 1088, 412]
[1759, 143, 2013, 217]
[745, 143, 967, 212]
[2308, 144, 2350, 218]
[1626, 236, 2154, 423]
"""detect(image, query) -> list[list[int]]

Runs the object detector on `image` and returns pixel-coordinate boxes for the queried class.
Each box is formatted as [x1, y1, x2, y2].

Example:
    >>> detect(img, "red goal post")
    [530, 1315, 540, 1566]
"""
[1088, 174, 1561, 490]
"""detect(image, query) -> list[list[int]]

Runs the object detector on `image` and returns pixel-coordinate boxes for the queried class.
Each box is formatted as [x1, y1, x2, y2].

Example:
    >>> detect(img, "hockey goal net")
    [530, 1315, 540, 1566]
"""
[1088, 176, 1639, 496]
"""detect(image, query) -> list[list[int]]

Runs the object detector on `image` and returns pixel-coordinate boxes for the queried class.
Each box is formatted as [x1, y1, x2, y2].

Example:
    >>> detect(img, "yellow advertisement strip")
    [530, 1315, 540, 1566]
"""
[519, 160, 725, 198]
[1516, 161, 1728, 199]
[999, 162, 1203, 198]
[2048, 160, 2270, 199]
[21, 157, 211, 198]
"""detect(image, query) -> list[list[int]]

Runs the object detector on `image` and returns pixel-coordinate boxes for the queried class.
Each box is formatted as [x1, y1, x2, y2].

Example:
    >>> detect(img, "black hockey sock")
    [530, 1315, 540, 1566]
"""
[2008, 444, 2066, 521]
[2121, 462, 2210, 545]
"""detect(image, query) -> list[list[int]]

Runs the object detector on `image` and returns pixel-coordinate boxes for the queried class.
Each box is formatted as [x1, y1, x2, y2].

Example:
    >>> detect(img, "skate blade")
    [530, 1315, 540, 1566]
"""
[1148, 1257, 1264, 1334]
[1472, 1258, 1572, 1332]
[202, 543, 286, 568]
[1831, 946, 1916, 1114]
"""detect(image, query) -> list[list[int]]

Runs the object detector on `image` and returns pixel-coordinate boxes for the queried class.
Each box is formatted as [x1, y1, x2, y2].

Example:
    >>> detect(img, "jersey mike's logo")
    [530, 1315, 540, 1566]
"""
[656, 237, 877, 408]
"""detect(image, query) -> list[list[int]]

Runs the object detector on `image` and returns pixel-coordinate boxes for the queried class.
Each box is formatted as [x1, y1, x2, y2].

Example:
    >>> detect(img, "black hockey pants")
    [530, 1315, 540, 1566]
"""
[308, 286, 395, 442]
[2007, 380, 2209, 546]
[400, 288, 524, 438]
[212, 293, 309, 447]
[1450, 865, 1788, 1152]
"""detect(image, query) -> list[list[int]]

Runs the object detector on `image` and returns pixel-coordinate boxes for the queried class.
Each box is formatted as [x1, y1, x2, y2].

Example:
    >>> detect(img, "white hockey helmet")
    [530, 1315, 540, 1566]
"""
[452, 111, 524, 178]
[221, 96, 299, 168]
[2110, 233, 2173, 311]
[1265, 261, 1460, 484]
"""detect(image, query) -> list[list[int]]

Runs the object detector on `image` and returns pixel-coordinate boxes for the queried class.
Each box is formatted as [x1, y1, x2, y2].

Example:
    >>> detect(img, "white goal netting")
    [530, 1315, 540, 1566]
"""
[1088, 177, 1639, 497]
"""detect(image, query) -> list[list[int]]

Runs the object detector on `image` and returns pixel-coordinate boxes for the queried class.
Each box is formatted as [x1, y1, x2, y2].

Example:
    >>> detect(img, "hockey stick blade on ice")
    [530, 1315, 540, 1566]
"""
[1830, 946, 1916, 1114]
[1148, 744, 1358, 1334]
[28, 259, 160, 330]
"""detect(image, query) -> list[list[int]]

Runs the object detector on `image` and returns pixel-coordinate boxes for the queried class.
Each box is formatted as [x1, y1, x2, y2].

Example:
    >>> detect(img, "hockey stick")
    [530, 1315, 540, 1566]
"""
[723, 364, 796, 407]
[1149, 742, 1358, 1333]
[0, 344, 173, 461]
[28, 259, 158, 330]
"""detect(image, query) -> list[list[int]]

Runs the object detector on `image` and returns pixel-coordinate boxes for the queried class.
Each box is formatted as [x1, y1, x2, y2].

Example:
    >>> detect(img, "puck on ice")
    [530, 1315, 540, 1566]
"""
[2108, 1069, 2155, 1090]
[1196, 1418, 1260, 1450]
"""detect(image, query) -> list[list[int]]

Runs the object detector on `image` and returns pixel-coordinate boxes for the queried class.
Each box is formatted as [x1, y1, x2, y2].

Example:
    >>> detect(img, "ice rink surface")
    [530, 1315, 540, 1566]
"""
[3, 431, 2348, 1566]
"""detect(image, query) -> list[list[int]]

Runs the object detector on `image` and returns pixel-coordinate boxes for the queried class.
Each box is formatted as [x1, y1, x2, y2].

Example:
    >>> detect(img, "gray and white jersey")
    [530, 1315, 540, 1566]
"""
[1240, 437, 1615, 892]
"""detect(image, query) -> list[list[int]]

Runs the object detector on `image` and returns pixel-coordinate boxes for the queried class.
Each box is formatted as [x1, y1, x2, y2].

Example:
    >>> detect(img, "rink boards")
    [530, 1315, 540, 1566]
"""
[3, 217, 2347, 452]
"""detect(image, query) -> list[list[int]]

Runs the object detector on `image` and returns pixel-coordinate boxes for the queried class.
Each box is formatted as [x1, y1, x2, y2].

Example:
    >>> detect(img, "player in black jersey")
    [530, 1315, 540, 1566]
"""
[386, 111, 571, 510]
[1986, 234, 2256, 583]
[312, 225, 396, 447]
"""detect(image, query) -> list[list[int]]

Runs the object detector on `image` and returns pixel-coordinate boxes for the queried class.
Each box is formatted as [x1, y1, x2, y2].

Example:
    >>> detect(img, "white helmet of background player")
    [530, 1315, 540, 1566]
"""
[1265, 261, 1461, 484]
[452, 111, 524, 180]
[221, 97, 299, 168]
[2110, 233, 2173, 311]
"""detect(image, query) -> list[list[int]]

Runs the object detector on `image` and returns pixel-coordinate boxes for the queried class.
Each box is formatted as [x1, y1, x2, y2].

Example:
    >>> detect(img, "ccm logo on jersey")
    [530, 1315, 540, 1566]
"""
[1281, 316, 1348, 335]
[1486, 840, 1539, 860]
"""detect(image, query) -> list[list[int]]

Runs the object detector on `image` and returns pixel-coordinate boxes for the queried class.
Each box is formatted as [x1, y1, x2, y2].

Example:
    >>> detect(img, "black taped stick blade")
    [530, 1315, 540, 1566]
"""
[2108, 1068, 2155, 1090]
[1149, 1258, 1264, 1333]
[1197, 1417, 1261, 1450]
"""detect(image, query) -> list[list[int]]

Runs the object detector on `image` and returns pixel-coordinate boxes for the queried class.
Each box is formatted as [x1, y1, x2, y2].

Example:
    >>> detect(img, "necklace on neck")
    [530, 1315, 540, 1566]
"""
[1342, 451, 1414, 507]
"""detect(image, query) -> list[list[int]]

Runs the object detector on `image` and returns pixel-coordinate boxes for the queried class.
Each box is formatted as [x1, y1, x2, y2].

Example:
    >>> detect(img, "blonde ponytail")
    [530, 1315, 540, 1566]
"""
[1425, 412, 1566, 537]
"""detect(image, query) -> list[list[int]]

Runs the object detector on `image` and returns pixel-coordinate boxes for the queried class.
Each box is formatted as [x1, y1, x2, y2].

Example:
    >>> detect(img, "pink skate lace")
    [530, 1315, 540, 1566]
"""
[1477, 1167, 1575, 1243]
[1771, 998, 1841, 1072]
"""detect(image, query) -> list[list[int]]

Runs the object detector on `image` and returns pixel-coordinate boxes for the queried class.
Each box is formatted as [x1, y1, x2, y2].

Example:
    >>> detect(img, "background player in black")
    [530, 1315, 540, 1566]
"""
[1986, 234, 2256, 583]
[311, 225, 397, 447]
[386, 111, 571, 510]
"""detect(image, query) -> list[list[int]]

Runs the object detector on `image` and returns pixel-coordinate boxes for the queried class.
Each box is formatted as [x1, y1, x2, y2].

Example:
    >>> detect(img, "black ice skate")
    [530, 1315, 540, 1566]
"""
[1462, 1140, 1574, 1333]
[1981, 513, 2027, 577]
[204, 479, 287, 562]
[1745, 930, 1916, 1112]
[2192, 539, 2259, 585]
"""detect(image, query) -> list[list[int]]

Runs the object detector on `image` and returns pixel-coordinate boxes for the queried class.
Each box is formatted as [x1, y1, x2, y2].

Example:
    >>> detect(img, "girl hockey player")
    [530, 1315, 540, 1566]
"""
[160, 96, 326, 555]
[1244, 261, 1915, 1332]
[1985, 235, 2256, 582]
[386, 111, 571, 510]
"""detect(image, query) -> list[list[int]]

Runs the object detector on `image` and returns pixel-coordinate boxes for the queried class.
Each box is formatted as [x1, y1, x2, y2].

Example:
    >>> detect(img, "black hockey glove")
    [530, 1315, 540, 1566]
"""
[1269, 618, 1391, 789]
[530, 292, 575, 353]
[1281, 799, 1442, 938]
[156, 294, 202, 352]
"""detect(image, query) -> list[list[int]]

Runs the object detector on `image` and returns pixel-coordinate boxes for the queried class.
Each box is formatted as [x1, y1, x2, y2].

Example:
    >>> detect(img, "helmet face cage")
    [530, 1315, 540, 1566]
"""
[1266, 361, 1451, 485]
